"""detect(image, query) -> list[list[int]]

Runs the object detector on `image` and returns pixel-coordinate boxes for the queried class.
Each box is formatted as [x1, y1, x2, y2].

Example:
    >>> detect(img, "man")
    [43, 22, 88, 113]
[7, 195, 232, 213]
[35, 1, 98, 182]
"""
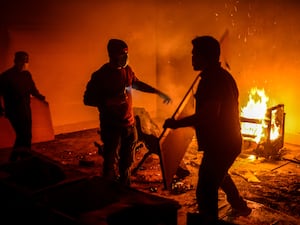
[83, 39, 171, 186]
[0, 51, 46, 161]
[163, 36, 251, 224]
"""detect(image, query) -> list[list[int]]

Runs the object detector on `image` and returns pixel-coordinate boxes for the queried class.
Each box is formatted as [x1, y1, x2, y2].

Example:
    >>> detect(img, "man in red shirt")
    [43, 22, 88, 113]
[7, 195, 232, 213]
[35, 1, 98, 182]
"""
[84, 39, 171, 186]
[163, 36, 251, 224]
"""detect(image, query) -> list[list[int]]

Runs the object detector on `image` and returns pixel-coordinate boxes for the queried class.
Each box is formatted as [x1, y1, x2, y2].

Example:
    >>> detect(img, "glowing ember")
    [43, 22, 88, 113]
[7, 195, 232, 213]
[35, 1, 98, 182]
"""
[241, 87, 269, 143]
[248, 155, 257, 161]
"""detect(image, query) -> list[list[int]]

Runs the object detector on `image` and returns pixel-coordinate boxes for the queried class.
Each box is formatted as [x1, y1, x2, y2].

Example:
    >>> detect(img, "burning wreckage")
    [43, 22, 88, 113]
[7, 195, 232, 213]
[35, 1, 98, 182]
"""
[240, 88, 285, 159]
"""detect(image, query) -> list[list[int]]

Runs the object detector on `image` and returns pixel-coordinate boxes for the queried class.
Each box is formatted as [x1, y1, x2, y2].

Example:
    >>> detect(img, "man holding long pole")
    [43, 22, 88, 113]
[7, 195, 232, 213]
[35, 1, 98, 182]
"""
[163, 36, 251, 224]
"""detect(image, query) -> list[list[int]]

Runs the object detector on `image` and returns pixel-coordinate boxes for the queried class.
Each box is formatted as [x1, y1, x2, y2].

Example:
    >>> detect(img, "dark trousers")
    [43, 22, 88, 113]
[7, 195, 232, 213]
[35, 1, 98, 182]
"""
[196, 140, 246, 220]
[101, 124, 138, 186]
[7, 111, 32, 161]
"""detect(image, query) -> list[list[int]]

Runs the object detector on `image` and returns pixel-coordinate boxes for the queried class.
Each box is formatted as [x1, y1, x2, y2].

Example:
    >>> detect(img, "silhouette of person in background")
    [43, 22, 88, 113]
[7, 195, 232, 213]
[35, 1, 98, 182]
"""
[0, 51, 46, 162]
[163, 36, 251, 224]
[84, 39, 171, 186]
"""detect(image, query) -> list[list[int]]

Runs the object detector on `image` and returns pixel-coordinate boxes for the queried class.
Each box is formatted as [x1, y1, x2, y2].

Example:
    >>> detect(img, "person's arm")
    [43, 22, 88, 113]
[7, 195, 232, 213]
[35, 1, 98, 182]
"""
[132, 80, 171, 104]
[28, 72, 46, 102]
[83, 72, 105, 107]
[163, 100, 221, 129]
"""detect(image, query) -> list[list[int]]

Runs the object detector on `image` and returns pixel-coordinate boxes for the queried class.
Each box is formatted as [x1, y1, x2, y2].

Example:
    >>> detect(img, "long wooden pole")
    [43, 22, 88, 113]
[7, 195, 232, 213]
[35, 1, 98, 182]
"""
[158, 75, 200, 140]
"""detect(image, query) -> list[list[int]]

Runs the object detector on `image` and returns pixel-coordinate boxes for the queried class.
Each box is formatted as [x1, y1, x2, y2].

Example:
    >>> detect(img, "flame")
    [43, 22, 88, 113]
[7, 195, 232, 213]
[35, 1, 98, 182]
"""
[241, 87, 269, 143]
[269, 108, 281, 141]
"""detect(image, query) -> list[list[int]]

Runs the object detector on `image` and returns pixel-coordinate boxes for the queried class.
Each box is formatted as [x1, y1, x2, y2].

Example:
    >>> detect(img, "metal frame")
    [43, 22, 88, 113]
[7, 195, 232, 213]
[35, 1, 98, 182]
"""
[241, 104, 285, 158]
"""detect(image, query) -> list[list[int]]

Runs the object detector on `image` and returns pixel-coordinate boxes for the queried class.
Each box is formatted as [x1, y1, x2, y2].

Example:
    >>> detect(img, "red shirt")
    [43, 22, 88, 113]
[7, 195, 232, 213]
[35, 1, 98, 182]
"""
[85, 63, 138, 128]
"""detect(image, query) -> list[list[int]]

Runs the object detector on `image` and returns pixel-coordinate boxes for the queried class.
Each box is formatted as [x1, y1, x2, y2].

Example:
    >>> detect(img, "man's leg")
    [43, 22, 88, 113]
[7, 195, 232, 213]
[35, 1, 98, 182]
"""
[220, 141, 252, 217]
[221, 174, 251, 216]
[196, 153, 222, 224]
[118, 125, 137, 186]
[195, 145, 245, 223]
[8, 114, 31, 161]
[101, 127, 121, 181]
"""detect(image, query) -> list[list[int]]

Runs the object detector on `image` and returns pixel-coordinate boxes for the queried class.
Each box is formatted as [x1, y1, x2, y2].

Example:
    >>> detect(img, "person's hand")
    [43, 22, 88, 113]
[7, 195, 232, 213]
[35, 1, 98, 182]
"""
[38, 95, 46, 101]
[42, 99, 49, 105]
[158, 92, 172, 104]
[163, 118, 178, 129]
[35, 95, 48, 105]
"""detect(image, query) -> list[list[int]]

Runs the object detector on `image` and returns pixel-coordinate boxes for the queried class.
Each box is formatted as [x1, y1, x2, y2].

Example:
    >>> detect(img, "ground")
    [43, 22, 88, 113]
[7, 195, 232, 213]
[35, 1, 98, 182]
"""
[1, 128, 299, 225]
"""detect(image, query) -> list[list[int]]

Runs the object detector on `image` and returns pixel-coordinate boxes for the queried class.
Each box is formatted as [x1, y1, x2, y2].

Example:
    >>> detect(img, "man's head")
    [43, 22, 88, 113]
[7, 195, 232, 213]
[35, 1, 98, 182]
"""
[14, 51, 29, 71]
[191, 36, 220, 71]
[107, 39, 129, 68]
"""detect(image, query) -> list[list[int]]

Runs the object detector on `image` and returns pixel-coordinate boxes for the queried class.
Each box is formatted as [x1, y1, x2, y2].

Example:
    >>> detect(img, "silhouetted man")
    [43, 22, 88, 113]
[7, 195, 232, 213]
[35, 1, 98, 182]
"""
[84, 39, 171, 186]
[0, 51, 46, 161]
[163, 36, 251, 224]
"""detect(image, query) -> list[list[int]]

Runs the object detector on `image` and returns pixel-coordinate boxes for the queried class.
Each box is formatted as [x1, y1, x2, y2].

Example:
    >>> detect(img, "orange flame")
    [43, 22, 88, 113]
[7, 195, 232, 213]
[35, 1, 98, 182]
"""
[269, 108, 281, 141]
[241, 88, 269, 143]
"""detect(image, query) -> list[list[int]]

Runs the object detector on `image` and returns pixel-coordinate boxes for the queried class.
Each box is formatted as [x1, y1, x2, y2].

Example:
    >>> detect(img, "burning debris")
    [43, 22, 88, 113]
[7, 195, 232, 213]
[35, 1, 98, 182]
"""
[241, 88, 285, 159]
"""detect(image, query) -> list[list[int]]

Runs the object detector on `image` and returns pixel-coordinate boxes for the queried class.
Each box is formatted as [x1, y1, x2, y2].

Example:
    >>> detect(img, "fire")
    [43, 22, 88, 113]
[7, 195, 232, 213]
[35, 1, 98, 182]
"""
[269, 108, 281, 141]
[240, 88, 285, 159]
[241, 87, 269, 143]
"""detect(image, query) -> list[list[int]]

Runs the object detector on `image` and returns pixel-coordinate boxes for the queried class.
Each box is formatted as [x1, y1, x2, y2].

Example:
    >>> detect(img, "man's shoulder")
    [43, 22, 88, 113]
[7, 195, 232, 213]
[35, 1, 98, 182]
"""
[124, 65, 136, 80]
[204, 66, 234, 80]
[0, 68, 14, 81]
[92, 63, 111, 76]
[219, 67, 236, 83]
[125, 65, 134, 73]
[1, 67, 14, 75]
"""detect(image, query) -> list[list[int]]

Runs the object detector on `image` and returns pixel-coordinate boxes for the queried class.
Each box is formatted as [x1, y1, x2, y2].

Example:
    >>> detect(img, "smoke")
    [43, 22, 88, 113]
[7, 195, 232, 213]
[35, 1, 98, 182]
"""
[1, 0, 300, 140]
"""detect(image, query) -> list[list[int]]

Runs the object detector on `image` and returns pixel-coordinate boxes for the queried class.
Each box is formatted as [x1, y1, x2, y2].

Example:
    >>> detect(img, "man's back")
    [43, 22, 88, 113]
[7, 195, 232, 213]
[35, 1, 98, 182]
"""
[195, 65, 241, 148]
[0, 67, 34, 114]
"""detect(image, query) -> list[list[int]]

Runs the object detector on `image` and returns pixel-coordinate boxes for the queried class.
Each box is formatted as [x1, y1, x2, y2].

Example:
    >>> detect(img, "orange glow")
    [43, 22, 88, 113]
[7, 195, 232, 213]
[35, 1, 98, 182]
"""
[241, 88, 269, 143]
[248, 155, 257, 161]
[269, 108, 281, 141]
[241, 88, 282, 144]
[0, 0, 299, 144]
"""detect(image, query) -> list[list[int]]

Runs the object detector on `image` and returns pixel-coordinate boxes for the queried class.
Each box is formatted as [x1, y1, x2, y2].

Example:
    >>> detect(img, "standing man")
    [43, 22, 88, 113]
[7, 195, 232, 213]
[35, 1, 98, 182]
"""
[0, 51, 46, 162]
[163, 36, 251, 224]
[83, 39, 171, 186]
